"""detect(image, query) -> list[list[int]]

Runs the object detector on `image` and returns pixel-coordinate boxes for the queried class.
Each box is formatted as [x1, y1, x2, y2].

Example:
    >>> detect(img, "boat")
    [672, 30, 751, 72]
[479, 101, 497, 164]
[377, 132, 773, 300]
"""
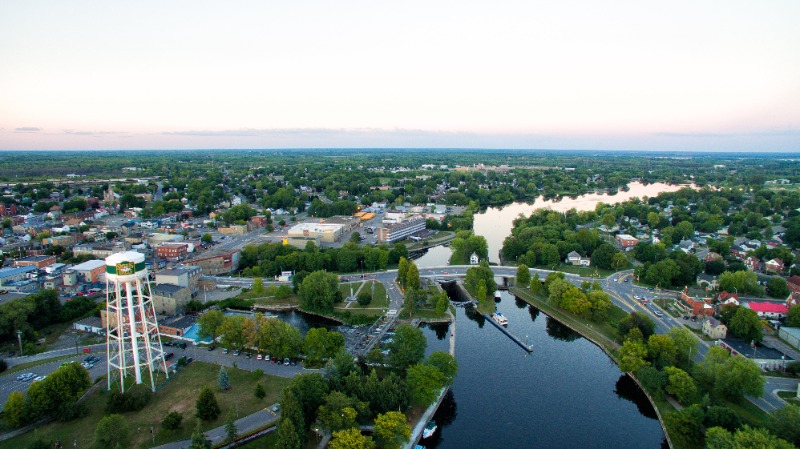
[491, 312, 508, 326]
[494, 291, 502, 301]
[422, 420, 437, 439]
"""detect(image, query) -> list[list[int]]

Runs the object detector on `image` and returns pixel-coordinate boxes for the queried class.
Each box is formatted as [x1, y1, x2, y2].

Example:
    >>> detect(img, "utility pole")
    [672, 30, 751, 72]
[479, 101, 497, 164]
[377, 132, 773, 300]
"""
[16, 330, 23, 355]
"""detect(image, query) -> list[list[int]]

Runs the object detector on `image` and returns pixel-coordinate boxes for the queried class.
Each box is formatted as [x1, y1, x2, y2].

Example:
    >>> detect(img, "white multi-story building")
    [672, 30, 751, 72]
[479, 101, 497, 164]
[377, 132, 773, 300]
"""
[377, 216, 426, 243]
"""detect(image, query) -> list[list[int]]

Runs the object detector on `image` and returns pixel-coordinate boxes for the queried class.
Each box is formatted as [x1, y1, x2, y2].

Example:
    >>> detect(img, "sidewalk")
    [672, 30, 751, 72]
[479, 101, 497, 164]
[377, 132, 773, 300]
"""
[6, 343, 105, 368]
[151, 407, 280, 449]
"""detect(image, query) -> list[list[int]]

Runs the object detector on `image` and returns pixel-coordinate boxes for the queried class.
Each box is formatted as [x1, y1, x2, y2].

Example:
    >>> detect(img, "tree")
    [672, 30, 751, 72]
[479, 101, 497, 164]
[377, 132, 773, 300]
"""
[317, 391, 362, 432]
[350, 231, 362, 243]
[197, 310, 225, 342]
[275, 418, 303, 449]
[434, 291, 449, 317]
[425, 351, 458, 385]
[254, 383, 266, 400]
[252, 277, 264, 295]
[617, 312, 656, 342]
[162, 411, 183, 432]
[279, 389, 305, 443]
[617, 340, 650, 373]
[767, 277, 790, 298]
[94, 414, 129, 449]
[407, 364, 446, 406]
[388, 324, 426, 371]
[591, 244, 619, 270]
[516, 264, 530, 288]
[225, 410, 238, 443]
[196, 387, 221, 421]
[405, 262, 420, 291]
[357, 291, 372, 306]
[201, 233, 213, 243]
[286, 373, 329, 423]
[667, 327, 698, 370]
[611, 252, 628, 270]
[665, 405, 706, 446]
[706, 425, 794, 449]
[788, 305, 800, 327]
[373, 411, 411, 449]
[299, 270, 340, 312]
[3, 391, 26, 428]
[728, 306, 763, 343]
[218, 366, 231, 391]
[664, 366, 696, 405]
[189, 421, 213, 449]
[647, 334, 677, 368]
[304, 327, 345, 365]
[769, 404, 800, 447]
[397, 258, 409, 289]
[330, 428, 375, 449]
[529, 273, 542, 294]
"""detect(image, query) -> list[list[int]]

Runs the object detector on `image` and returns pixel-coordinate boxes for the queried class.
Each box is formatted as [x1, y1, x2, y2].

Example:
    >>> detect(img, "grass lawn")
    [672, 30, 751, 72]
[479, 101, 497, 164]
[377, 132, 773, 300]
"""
[338, 282, 364, 298]
[333, 282, 389, 318]
[710, 394, 770, 428]
[0, 362, 291, 449]
[778, 391, 800, 405]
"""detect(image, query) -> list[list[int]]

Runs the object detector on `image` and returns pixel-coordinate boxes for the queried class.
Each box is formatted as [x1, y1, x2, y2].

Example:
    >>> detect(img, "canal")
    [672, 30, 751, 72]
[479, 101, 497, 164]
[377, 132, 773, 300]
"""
[418, 290, 666, 449]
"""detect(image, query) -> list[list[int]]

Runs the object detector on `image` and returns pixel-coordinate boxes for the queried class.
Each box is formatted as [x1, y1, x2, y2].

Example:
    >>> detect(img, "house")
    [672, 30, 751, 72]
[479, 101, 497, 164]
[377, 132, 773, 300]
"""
[787, 276, 800, 294]
[615, 234, 639, 250]
[745, 301, 788, 319]
[702, 318, 728, 340]
[565, 251, 591, 267]
[765, 258, 784, 274]
[744, 256, 762, 272]
[717, 338, 792, 371]
[678, 287, 714, 316]
[469, 253, 479, 265]
[730, 245, 747, 260]
[696, 273, 718, 291]
[717, 291, 740, 307]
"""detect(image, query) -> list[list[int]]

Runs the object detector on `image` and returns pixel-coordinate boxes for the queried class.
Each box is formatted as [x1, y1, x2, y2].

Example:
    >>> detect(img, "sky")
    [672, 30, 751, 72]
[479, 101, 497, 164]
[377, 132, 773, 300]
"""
[1, 1, 799, 152]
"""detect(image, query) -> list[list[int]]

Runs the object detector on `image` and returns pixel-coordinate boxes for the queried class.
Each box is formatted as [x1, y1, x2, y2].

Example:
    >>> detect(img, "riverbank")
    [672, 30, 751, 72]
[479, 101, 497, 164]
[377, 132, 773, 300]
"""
[510, 286, 676, 449]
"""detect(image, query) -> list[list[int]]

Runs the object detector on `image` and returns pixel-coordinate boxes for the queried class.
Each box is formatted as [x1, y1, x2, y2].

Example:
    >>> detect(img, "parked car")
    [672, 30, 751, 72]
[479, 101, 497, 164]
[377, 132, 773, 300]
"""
[222, 348, 229, 354]
[208, 345, 216, 351]
[233, 350, 240, 356]
[164, 352, 175, 360]
[283, 358, 290, 366]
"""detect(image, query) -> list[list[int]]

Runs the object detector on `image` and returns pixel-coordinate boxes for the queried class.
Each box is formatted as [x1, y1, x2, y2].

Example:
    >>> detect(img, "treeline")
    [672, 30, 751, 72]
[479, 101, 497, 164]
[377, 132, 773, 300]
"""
[274, 324, 457, 449]
[239, 241, 409, 277]
[307, 199, 359, 218]
[531, 272, 613, 321]
[0, 290, 98, 347]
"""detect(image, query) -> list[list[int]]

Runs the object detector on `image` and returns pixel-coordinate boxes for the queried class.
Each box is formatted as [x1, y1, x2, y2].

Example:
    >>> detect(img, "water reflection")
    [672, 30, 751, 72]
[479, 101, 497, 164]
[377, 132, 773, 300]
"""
[413, 245, 453, 268]
[463, 305, 486, 328]
[614, 374, 659, 420]
[513, 297, 527, 309]
[420, 322, 450, 340]
[545, 316, 581, 342]
[527, 305, 540, 323]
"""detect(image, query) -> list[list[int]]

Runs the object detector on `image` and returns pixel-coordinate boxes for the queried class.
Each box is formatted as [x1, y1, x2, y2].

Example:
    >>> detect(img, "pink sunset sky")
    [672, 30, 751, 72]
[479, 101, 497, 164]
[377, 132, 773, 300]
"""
[1, 1, 799, 151]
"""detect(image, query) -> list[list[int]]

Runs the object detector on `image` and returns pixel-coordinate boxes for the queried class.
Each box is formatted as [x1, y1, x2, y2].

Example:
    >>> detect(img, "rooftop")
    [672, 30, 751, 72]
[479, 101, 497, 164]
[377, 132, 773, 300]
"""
[722, 338, 793, 361]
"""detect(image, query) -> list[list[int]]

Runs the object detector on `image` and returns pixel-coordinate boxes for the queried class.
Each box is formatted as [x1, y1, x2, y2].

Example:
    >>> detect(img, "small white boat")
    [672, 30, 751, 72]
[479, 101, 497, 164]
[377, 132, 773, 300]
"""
[494, 291, 502, 301]
[491, 312, 508, 326]
[422, 420, 437, 439]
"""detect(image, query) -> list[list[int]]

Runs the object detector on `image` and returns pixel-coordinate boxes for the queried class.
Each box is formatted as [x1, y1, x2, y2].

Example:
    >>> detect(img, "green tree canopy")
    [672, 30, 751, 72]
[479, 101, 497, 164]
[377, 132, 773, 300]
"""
[330, 428, 375, 449]
[373, 411, 411, 449]
[197, 310, 225, 342]
[196, 387, 221, 421]
[425, 351, 458, 385]
[304, 327, 345, 365]
[516, 264, 531, 287]
[299, 270, 340, 312]
[388, 324, 427, 372]
[664, 366, 697, 405]
[94, 414, 129, 449]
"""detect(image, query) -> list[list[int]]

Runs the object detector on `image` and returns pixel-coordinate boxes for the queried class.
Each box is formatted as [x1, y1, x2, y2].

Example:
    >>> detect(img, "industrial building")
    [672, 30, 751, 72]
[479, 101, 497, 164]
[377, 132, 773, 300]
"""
[287, 222, 345, 243]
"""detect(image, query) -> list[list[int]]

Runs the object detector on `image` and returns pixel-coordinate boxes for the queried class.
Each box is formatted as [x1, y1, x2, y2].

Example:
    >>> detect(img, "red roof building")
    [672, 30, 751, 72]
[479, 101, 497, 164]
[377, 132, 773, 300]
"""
[745, 301, 788, 318]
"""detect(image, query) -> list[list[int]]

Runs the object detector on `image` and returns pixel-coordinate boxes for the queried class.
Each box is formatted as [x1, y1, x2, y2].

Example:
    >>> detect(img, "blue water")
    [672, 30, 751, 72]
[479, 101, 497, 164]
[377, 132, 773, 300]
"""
[182, 324, 212, 344]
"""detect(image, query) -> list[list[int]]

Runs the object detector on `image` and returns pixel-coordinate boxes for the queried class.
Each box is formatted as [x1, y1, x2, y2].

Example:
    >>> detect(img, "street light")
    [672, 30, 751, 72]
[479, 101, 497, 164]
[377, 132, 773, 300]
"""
[16, 329, 23, 356]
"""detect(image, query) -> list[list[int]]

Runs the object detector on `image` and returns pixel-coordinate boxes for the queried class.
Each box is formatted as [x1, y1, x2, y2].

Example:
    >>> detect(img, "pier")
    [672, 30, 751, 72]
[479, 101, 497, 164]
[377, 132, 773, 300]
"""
[481, 312, 533, 353]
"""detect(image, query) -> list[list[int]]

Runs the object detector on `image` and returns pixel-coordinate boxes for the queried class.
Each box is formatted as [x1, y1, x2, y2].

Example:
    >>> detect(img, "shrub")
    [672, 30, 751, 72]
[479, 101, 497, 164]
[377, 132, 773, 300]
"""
[162, 411, 183, 432]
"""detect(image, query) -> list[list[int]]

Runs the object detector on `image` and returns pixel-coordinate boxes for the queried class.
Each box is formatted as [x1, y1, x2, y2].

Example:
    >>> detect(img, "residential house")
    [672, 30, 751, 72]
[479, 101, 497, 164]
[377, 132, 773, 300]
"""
[696, 273, 718, 291]
[765, 258, 784, 274]
[73, 316, 104, 335]
[745, 256, 762, 273]
[717, 291, 740, 307]
[565, 251, 591, 267]
[469, 253, 479, 265]
[702, 318, 728, 340]
[730, 245, 747, 261]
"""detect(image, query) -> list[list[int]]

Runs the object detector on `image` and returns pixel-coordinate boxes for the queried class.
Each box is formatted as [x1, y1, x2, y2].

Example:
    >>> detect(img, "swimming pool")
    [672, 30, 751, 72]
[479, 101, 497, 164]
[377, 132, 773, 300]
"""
[182, 324, 212, 344]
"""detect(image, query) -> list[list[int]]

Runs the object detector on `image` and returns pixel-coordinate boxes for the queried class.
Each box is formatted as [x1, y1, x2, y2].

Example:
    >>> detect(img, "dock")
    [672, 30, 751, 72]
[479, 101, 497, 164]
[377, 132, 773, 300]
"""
[481, 312, 533, 353]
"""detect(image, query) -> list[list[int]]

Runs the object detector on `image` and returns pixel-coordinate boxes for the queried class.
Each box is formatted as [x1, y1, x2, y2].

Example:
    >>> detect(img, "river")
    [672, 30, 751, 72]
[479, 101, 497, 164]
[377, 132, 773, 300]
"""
[473, 181, 688, 263]
[419, 291, 666, 448]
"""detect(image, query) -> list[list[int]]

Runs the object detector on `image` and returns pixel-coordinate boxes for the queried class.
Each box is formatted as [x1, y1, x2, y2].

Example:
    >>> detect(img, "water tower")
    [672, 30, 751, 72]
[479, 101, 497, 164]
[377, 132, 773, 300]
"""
[105, 251, 168, 392]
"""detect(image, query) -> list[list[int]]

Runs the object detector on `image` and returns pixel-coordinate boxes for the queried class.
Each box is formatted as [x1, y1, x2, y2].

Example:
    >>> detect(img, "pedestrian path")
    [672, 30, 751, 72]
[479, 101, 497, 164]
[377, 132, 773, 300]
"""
[151, 407, 280, 449]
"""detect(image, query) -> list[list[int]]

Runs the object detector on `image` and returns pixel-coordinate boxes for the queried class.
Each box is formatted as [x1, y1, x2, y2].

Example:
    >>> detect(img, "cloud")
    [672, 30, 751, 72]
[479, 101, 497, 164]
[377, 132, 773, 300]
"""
[14, 127, 41, 133]
[62, 129, 126, 137]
